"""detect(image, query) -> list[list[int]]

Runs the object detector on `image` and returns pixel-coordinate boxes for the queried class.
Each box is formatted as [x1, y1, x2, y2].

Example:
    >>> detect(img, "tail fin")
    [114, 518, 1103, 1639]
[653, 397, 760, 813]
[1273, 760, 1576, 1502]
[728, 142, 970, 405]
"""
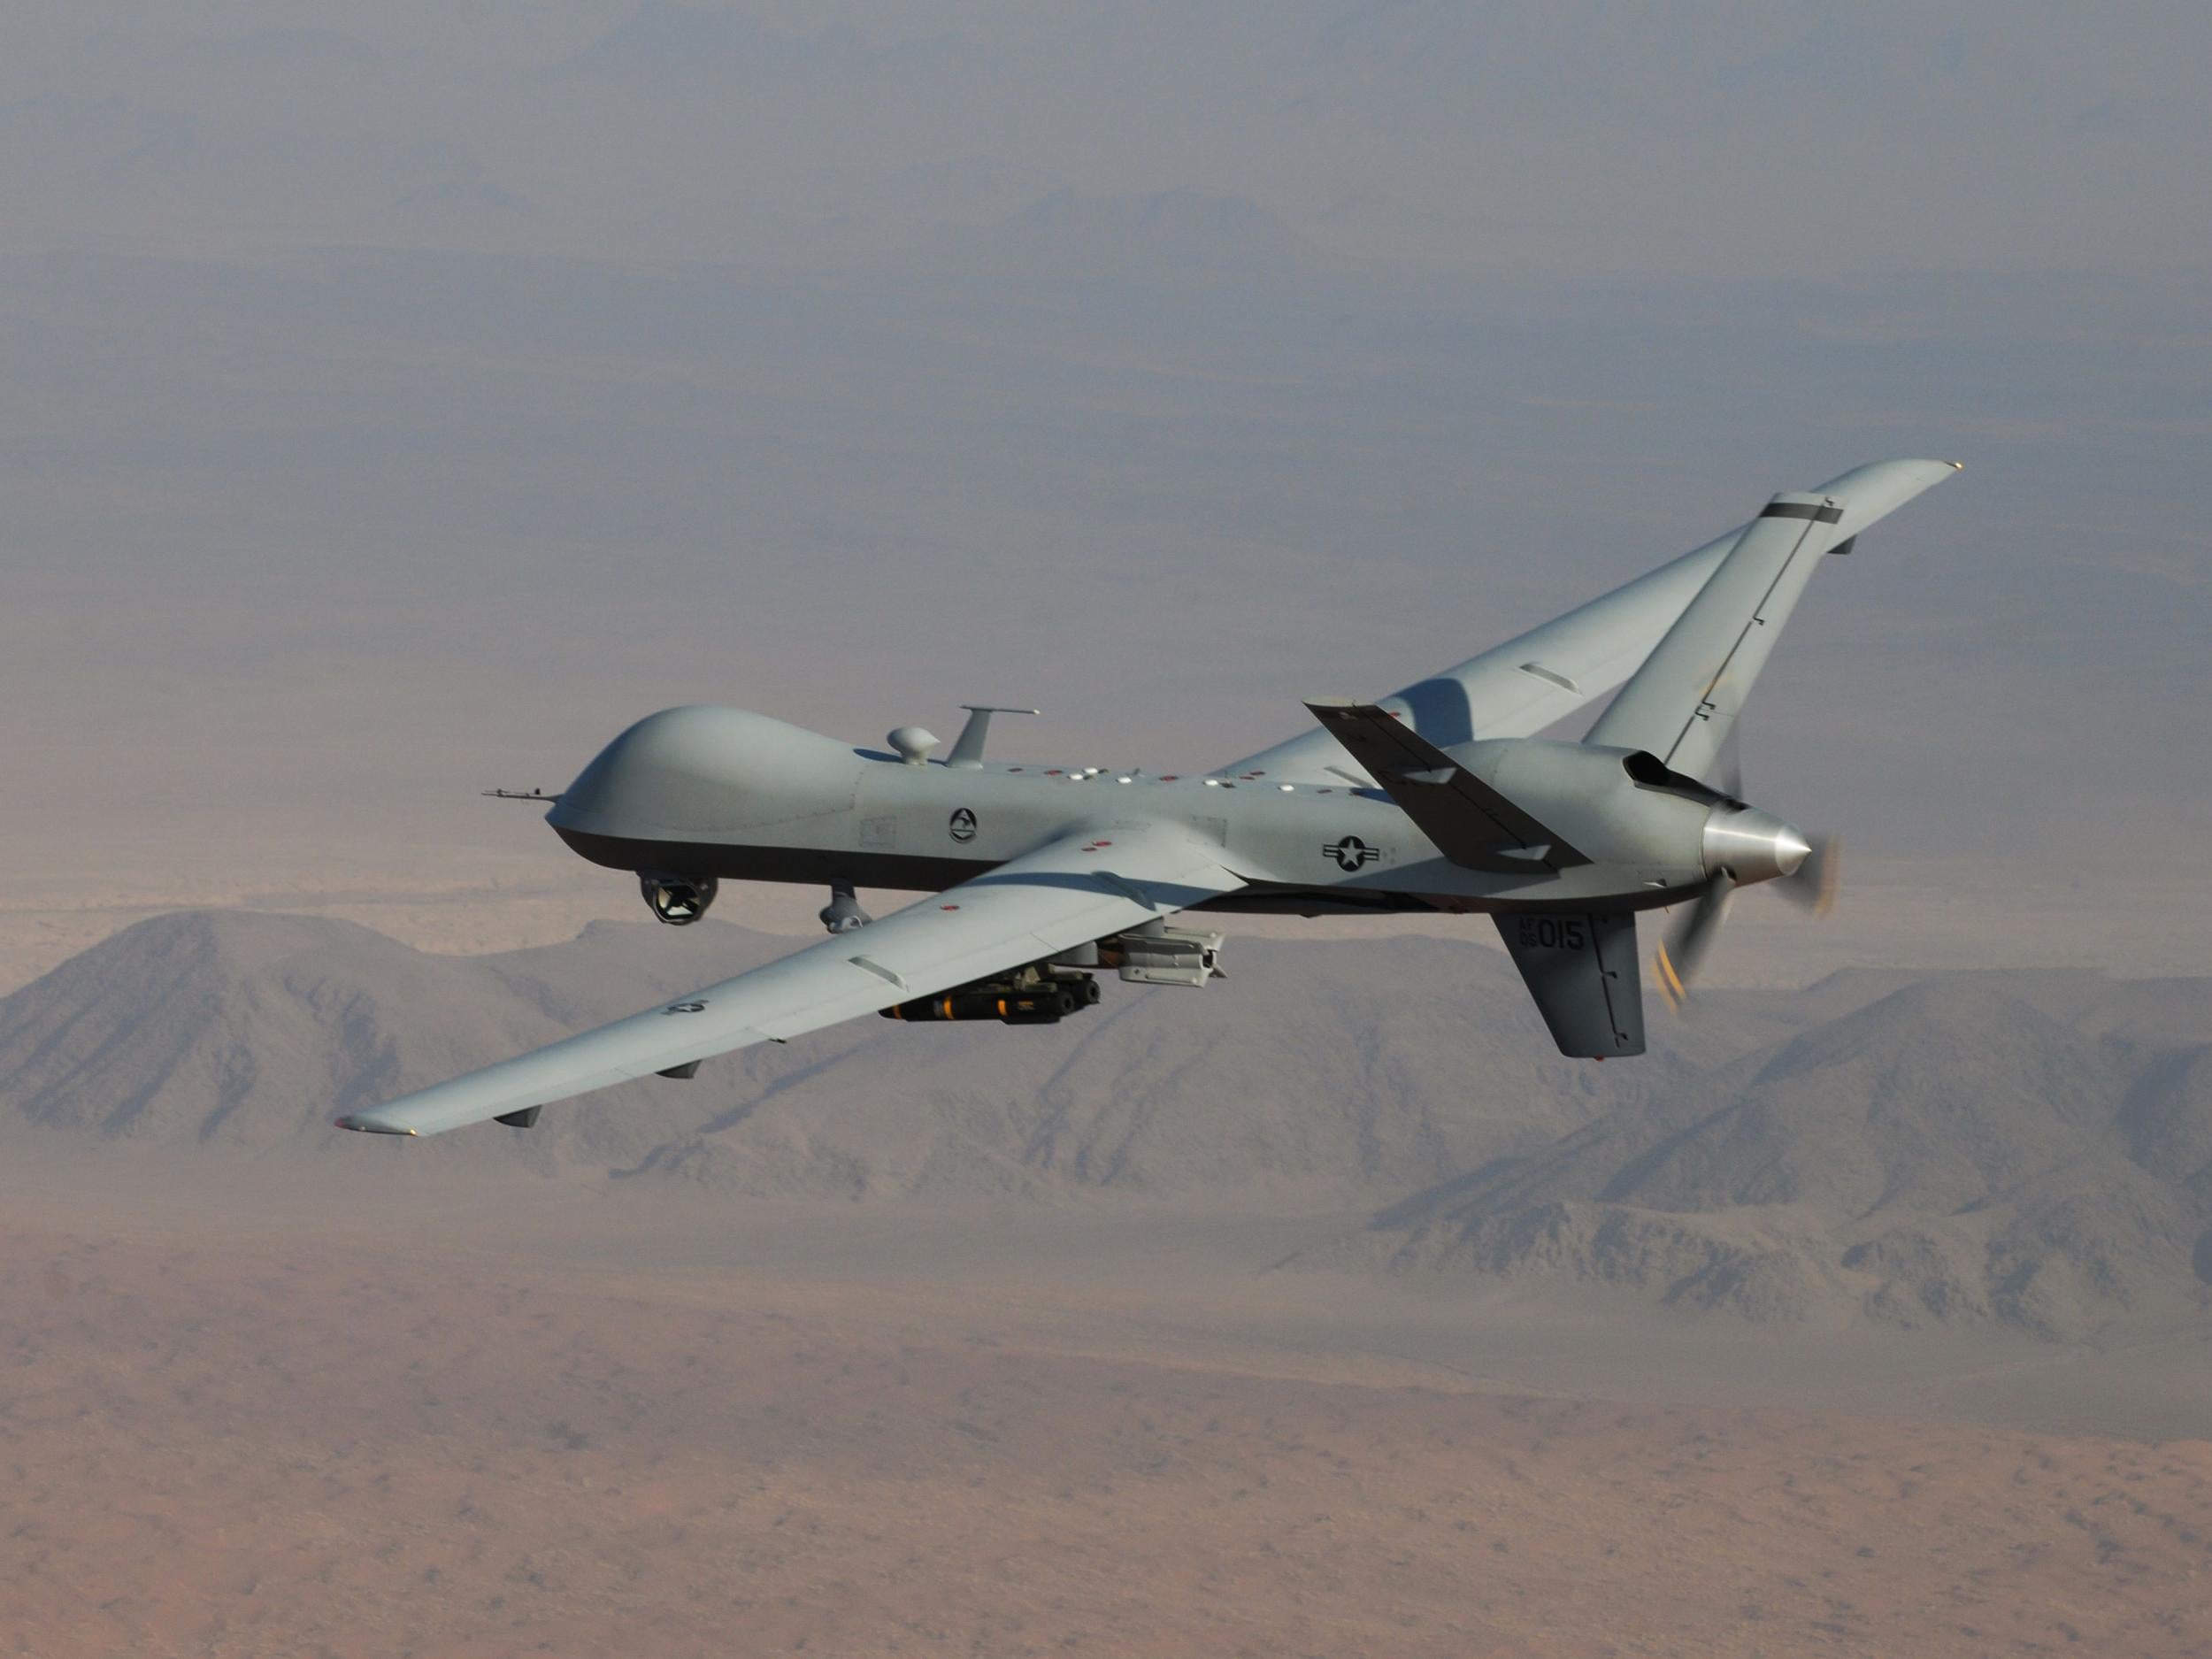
[1494, 911, 1645, 1057]
[1585, 459, 1959, 779]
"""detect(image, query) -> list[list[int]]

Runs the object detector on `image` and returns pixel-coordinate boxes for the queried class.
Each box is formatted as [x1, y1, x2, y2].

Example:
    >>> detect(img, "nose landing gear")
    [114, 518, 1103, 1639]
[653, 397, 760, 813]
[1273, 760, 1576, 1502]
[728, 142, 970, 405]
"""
[819, 880, 872, 935]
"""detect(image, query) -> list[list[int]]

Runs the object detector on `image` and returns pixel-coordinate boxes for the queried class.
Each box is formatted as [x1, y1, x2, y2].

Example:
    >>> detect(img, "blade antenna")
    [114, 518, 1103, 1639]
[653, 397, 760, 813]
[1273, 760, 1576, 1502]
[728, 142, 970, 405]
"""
[948, 705, 1040, 769]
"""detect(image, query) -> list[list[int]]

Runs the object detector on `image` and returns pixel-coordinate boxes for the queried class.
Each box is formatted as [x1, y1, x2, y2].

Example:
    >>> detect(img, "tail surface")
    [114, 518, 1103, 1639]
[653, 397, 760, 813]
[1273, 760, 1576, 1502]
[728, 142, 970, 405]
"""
[1585, 459, 1960, 779]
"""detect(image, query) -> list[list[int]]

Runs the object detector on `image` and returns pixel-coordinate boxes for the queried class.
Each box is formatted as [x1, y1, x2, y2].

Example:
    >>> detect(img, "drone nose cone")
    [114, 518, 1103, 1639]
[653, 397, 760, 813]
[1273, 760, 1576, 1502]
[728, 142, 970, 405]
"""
[549, 705, 855, 840]
[1701, 806, 1810, 885]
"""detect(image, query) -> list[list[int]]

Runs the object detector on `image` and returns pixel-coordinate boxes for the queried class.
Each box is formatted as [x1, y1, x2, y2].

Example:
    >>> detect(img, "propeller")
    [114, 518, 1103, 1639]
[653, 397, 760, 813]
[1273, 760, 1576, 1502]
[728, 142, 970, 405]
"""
[1652, 871, 1735, 1013]
[1772, 833, 1841, 918]
[1651, 727, 1839, 1010]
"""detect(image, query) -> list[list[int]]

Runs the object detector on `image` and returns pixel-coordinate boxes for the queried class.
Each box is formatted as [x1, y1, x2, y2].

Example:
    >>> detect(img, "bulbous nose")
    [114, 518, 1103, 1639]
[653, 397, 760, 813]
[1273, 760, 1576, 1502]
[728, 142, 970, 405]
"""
[1701, 806, 1811, 884]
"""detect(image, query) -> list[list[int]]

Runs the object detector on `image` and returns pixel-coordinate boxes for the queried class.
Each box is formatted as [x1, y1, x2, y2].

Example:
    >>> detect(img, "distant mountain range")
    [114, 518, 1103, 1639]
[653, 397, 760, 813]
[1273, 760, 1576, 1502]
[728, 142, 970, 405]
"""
[1295, 976, 2212, 1340]
[0, 910, 1650, 1194]
[4, 910, 2206, 1340]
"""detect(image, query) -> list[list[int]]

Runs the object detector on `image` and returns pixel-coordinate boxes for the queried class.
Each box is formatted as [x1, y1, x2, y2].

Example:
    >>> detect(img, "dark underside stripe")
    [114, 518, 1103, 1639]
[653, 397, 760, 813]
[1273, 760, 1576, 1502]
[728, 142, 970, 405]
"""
[550, 826, 1452, 918]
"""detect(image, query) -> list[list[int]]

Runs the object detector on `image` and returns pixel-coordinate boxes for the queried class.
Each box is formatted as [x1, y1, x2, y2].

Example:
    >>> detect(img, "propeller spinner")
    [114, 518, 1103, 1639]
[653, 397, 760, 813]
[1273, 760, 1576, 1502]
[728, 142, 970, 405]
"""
[1652, 738, 1839, 1010]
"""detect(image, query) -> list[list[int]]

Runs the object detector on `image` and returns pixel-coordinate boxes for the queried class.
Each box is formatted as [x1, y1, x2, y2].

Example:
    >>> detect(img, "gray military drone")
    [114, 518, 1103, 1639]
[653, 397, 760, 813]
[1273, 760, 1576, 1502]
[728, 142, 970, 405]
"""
[339, 459, 1957, 1138]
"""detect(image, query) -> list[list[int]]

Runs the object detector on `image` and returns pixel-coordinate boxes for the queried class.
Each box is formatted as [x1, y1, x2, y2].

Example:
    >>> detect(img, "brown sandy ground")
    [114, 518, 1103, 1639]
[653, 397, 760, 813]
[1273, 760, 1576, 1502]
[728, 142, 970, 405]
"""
[3, 1219, 2208, 1659]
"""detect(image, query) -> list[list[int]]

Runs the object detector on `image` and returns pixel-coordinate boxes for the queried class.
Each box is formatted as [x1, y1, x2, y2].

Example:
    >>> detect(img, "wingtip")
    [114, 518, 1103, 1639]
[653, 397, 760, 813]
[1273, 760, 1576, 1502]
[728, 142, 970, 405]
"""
[334, 1114, 416, 1137]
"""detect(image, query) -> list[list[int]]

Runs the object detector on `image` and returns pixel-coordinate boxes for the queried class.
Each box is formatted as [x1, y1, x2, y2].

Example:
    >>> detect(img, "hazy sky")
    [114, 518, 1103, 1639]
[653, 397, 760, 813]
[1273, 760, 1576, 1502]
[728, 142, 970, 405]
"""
[0, 3, 2205, 903]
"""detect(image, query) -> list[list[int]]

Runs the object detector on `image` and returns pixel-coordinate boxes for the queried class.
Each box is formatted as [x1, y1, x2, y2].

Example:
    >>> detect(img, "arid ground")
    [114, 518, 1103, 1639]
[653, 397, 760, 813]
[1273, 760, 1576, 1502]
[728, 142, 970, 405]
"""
[4, 1154, 2208, 1659]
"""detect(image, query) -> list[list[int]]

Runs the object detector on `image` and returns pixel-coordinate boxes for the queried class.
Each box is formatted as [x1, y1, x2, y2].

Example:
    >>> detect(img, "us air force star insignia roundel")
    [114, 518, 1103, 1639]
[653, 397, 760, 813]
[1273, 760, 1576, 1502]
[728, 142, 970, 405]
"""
[1325, 835, 1379, 872]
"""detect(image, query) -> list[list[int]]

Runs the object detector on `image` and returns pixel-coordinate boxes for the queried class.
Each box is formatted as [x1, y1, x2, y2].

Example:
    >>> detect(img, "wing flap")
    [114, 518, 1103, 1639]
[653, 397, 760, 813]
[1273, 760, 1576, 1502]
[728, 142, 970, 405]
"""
[337, 826, 1241, 1138]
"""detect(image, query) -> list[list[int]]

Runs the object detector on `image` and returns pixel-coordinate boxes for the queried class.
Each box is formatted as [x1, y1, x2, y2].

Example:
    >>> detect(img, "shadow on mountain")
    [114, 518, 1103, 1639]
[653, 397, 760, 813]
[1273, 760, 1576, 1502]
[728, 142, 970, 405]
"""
[1298, 977, 2212, 1339]
[5, 910, 2207, 1340]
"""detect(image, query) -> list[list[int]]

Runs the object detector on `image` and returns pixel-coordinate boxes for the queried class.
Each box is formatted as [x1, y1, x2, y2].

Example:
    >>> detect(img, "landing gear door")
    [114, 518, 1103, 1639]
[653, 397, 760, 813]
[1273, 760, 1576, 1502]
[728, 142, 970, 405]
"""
[1493, 911, 1645, 1058]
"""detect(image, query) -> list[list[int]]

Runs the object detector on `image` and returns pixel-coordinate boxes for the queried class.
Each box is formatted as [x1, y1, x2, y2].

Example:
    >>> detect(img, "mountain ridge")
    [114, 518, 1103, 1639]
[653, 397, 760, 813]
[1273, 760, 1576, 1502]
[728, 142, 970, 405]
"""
[4, 908, 2207, 1339]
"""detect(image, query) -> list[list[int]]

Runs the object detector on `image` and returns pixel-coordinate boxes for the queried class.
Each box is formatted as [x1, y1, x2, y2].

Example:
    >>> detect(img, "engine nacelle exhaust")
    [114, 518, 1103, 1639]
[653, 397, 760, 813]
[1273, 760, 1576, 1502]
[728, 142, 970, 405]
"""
[641, 872, 718, 926]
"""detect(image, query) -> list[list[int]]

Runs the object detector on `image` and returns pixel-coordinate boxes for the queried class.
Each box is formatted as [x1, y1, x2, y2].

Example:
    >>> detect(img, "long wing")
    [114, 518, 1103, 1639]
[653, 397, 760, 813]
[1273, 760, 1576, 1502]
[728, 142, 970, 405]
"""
[1586, 459, 1961, 778]
[1215, 523, 1738, 783]
[1215, 460, 1954, 785]
[337, 825, 1242, 1137]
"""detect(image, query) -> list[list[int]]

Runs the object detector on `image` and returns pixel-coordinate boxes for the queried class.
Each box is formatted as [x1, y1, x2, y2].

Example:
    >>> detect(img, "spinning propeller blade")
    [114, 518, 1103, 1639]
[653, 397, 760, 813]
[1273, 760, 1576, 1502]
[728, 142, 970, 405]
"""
[1652, 872, 1734, 1012]
[1772, 833, 1841, 918]
[1652, 732, 1839, 1010]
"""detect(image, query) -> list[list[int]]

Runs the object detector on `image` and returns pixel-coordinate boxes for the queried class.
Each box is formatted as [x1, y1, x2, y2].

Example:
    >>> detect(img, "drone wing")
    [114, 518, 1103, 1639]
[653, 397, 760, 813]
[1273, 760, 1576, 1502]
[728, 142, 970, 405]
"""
[1217, 460, 1959, 784]
[336, 825, 1242, 1138]
[1585, 459, 1961, 780]
[1216, 518, 1737, 782]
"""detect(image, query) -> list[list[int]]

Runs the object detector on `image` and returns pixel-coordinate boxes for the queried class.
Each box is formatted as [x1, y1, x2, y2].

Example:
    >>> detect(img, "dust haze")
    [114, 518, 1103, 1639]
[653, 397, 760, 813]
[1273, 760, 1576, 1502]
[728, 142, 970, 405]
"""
[4, 4, 2209, 1655]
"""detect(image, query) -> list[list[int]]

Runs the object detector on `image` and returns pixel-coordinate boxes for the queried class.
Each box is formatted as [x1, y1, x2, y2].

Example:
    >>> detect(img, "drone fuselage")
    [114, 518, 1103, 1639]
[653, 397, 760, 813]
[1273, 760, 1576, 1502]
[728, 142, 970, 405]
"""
[544, 704, 1773, 921]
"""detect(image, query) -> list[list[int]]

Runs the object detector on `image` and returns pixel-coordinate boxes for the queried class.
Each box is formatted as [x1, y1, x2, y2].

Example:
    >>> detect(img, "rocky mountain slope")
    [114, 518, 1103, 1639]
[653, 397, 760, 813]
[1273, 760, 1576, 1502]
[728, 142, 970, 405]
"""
[0, 910, 1663, 1199]
[4, 909, 2207, 1338]
[1299, 978, 2212, 1339]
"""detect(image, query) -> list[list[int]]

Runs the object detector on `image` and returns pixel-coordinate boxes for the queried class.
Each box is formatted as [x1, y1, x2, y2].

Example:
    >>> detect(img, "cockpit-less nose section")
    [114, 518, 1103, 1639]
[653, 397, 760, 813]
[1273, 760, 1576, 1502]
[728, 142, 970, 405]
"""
[340, 459, 1958, 1138]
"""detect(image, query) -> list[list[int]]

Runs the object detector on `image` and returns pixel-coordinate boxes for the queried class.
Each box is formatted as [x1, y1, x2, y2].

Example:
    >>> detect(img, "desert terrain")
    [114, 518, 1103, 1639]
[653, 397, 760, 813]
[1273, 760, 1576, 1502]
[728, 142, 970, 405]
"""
[4, 1164, 2209, 1659]
[4, 908, 2211, 1656]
